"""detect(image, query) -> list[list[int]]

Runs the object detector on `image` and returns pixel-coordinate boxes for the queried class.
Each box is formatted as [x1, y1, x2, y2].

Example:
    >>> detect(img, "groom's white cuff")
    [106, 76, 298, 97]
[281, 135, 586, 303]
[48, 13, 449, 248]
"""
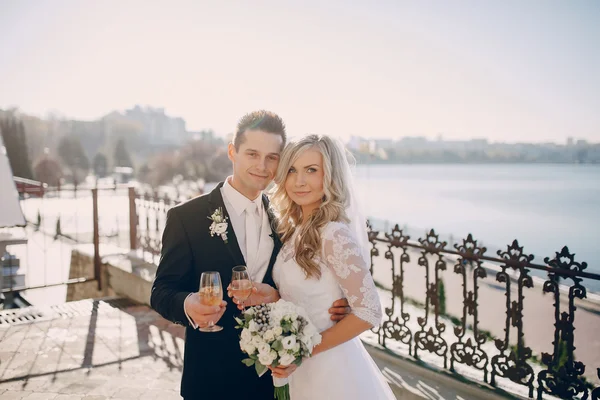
[184, 293, 198, 329]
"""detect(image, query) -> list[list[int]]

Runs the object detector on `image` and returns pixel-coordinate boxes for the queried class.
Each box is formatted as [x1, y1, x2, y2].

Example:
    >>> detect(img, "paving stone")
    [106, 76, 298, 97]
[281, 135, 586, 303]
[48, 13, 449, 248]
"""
[59, 378, 106, 395]
[21, 393, 58, 399]
[0, 376, 55, 393]
[0, 390, 35, 399]
[139, 388, 181, 400]
[83, 382, 118, 398]
[109, 386, 145, 400]
[53, 395, 84, 400]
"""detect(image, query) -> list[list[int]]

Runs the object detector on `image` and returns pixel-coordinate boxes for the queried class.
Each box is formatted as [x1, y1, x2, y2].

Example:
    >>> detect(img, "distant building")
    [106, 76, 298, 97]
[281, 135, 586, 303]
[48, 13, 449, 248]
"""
[189, 130, 221, 144]
[373, 139, 394, 149]
[347, 136, 369, 151]
[397, 137, 429, 149]
[123, 105, 187, 146]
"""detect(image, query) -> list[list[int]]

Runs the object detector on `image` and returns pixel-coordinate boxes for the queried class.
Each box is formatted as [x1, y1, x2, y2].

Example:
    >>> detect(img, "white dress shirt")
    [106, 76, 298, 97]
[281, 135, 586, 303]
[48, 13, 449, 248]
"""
[221, 177, 264, 272]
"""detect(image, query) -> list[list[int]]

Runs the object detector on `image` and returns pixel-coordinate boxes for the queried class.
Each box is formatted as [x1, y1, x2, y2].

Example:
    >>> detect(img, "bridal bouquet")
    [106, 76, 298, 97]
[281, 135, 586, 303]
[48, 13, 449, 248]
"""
[235, 299, 322, 400]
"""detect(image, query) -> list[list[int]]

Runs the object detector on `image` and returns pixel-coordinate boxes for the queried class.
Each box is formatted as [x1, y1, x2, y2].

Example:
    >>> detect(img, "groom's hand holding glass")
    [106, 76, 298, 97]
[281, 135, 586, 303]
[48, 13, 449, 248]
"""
[185, 271, 227, 332]
[184, 293, 227, 329]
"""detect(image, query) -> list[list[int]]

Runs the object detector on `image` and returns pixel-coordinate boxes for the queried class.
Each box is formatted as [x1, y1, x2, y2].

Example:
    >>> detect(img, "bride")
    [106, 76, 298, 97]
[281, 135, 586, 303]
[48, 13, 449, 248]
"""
[231, 134, 395, 399]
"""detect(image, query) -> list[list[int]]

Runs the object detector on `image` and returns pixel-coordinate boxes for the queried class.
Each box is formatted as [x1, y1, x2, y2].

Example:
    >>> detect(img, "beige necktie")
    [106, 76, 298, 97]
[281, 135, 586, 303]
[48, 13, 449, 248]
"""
[245, 202, 261, 274]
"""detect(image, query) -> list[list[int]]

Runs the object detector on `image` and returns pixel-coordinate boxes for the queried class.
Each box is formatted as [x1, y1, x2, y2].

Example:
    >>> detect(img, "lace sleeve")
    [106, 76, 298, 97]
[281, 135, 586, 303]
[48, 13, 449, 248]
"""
[322, 223, 382, 327]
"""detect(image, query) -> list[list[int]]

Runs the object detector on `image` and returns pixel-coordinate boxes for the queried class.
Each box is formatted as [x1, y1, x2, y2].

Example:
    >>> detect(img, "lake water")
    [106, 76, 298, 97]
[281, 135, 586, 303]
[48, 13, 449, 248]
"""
[354, 164, 600, 292]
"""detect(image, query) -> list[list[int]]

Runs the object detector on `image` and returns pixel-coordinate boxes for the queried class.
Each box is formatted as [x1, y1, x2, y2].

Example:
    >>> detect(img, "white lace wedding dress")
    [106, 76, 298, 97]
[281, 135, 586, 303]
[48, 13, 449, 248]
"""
[273, 222, 396, 400]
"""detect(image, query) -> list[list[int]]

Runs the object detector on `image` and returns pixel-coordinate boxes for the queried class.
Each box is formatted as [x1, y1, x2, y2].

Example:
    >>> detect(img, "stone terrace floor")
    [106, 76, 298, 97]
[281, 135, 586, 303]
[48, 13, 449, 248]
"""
[0, 298, 511, 400]
[0, 298, 183, 400]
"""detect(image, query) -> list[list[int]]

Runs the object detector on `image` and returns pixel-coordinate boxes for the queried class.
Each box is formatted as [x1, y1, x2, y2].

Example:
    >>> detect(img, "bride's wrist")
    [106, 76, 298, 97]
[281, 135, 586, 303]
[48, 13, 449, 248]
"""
[311, 344, 322, 357]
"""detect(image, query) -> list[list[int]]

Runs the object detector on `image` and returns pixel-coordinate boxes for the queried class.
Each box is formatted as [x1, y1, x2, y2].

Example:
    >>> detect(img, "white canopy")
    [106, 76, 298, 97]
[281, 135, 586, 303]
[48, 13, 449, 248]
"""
[0, 133, 26, 227]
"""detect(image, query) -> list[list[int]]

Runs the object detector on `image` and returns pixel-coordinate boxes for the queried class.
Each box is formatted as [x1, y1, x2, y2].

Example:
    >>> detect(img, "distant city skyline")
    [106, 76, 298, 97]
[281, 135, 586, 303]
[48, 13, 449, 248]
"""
[1, 0, 599, 144]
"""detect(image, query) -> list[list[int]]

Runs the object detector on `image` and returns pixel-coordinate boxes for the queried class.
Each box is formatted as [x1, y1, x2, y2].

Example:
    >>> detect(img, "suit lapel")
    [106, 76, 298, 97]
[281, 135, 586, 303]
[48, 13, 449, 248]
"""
[207, 182, 246, 267]
[262, 194, 281, 286]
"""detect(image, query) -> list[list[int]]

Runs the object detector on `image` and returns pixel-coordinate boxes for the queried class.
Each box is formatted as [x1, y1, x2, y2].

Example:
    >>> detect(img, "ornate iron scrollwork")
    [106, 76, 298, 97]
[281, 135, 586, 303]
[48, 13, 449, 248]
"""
[490, 240, 535, 397]
[380, 225, 412, 353]
[450, 234, 489, 381]
[537, 247, 590, 400]
[414, 229, 449, 367]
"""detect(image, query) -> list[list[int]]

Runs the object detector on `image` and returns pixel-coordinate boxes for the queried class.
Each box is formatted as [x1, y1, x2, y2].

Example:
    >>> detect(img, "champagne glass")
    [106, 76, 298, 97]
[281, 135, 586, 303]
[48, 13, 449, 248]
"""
[231, 266, 253, 310]
[199, 271, 223, 332]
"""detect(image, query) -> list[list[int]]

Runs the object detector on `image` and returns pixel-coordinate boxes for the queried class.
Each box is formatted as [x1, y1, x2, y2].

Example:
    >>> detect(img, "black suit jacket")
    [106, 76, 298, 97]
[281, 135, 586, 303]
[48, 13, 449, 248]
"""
[150, 182, 282, 399]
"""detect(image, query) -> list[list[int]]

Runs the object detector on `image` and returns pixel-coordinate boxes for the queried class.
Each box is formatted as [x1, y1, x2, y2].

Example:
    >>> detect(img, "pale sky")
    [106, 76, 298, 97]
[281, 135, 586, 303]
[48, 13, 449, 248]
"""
[1, 0, 599, 143]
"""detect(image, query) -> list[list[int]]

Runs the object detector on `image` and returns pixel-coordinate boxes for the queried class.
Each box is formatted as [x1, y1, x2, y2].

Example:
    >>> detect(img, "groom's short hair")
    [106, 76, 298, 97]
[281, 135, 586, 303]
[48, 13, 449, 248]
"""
[234, 110, 286, 151]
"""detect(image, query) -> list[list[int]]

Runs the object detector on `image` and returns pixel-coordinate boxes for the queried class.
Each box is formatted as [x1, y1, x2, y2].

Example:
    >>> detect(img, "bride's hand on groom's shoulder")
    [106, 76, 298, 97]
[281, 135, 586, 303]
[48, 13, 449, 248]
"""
[184, 293, 227, 328]
[227, 282, 280, 310]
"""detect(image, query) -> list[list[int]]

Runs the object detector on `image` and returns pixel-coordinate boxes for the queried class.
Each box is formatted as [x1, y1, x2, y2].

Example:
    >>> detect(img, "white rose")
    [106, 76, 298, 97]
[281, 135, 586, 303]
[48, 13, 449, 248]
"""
[282, 335, 297, 350]
[241, 329, 252, 342]
[303, 324, 317, 337]
[258, 350, 277, 366]
[240, 335, 250, 346]
[242, 342, 256, 355]
[263, 329, 275, 343]
[257, 342, 271, 355]
[292, 320, 299, 332]
[292, 342, 301, 353]
[252, 336, 264, 347]
[301, 327, 318, 346]
[214, 222, 228, 234]
[279, 352, 296, 366]
[269, 310, 282, 324]
[248, 320, 259, 333]
[273, 326, 283, 337]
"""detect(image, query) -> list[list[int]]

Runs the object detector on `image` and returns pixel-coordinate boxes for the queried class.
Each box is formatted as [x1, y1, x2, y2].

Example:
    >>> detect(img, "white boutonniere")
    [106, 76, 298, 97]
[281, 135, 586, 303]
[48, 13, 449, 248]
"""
[208, 207, 229, 243]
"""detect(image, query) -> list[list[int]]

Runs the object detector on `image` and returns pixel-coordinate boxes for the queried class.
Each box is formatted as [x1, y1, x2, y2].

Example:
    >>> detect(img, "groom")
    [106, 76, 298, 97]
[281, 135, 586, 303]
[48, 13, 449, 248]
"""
[150, 110, 350, 399]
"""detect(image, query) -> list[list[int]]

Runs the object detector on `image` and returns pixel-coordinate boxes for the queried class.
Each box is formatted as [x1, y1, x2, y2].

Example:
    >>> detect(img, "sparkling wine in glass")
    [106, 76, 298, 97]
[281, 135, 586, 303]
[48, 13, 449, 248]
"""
[231, 266, 253, 310]
[199, 271, 223, 332]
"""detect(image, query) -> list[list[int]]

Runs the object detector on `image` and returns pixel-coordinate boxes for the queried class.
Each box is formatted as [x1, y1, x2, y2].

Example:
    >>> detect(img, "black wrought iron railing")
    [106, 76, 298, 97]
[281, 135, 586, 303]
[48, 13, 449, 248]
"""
[133, 190, 178, 264]
[367, 223, 600, 400]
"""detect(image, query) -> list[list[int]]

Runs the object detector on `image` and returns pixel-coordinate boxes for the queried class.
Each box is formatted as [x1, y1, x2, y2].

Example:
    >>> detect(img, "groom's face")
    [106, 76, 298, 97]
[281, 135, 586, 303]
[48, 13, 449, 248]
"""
[228, 129, 283, 198]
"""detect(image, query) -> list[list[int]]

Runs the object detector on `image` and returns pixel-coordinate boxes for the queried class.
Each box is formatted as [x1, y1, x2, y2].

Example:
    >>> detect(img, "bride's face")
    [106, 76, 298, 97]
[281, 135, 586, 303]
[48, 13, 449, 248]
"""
[284, 148, 325, 215]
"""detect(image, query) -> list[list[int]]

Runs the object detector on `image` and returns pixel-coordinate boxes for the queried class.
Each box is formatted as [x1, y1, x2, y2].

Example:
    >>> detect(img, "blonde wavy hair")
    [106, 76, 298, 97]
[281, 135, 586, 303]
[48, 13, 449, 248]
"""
[270, 134, 352, 279]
